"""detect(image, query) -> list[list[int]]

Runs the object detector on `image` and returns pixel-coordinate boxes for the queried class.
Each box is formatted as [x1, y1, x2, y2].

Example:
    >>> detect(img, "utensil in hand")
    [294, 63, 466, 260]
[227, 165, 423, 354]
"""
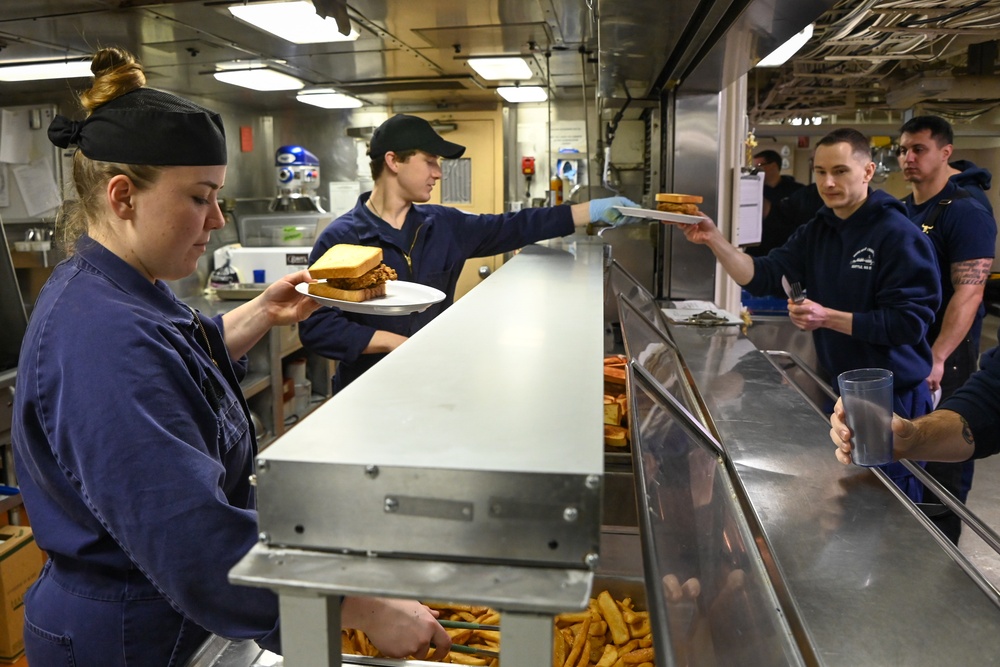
[781, 275, 805, 303]
[435, 619, 500, 658]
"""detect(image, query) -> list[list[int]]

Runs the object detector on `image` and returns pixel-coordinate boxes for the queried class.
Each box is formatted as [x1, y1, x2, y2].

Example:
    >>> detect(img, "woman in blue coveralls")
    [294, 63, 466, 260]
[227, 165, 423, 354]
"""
[11, 47, 452, 666]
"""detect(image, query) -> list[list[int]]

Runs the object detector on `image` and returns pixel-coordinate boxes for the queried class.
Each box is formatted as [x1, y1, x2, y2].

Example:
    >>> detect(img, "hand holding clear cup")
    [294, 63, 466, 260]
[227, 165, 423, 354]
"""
[834, 368, 895, 466]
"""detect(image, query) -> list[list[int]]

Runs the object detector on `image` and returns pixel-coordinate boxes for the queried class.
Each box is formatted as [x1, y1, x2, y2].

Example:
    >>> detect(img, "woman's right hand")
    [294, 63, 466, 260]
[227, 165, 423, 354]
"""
[341, 596, 452, 661]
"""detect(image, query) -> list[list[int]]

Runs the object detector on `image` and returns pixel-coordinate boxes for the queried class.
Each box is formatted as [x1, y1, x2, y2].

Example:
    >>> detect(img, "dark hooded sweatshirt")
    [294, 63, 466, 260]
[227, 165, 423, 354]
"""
[949, 159, 994, 215]
[745, 188, 941, 398]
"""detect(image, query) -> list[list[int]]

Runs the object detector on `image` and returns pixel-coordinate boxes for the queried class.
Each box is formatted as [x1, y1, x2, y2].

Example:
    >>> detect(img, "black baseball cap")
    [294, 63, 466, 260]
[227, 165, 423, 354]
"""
[368, 114, 465, 160]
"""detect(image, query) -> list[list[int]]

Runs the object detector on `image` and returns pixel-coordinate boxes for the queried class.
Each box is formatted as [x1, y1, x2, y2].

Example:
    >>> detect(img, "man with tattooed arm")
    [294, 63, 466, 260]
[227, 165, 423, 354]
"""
[896, 115, 997, 543]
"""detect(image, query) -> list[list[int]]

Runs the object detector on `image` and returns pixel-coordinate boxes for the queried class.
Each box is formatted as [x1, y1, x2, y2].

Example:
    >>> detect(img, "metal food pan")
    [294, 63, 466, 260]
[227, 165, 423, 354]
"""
[336, 575, 649, 667]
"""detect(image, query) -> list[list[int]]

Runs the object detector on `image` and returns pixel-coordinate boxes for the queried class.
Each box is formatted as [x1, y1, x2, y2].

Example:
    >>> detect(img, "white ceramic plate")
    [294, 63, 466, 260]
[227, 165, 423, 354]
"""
[615, 206, 702, 224]
[295, 280, 446, 315]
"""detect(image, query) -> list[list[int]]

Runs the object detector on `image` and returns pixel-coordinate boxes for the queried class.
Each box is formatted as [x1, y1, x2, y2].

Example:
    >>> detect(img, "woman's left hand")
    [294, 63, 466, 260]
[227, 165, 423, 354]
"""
[261, 269, 321, 325]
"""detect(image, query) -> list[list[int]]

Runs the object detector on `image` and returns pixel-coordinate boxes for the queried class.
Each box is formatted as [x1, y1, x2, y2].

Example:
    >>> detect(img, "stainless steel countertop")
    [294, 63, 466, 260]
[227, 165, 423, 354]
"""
[257, 241, 606, 475]
[667, 322, 1000, 665]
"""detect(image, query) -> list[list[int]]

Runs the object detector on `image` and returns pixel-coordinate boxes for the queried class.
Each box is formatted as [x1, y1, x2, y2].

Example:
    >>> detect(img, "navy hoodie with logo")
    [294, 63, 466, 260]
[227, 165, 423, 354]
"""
[745, 188, 941, 396]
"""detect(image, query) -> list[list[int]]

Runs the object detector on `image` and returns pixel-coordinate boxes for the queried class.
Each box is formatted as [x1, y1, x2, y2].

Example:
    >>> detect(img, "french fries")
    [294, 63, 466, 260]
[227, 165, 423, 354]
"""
[342, 603, 500, 666]
[554, 590, 655, 667]
[341, 591, 656, 667]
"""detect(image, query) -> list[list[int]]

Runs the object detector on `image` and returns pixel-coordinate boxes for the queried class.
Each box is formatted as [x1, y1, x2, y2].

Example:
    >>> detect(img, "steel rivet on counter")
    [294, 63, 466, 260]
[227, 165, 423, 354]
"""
[384, 497, 399, 513]
[585, 474, 600, 490]
[365, 464, 379, 479]
[258, 532, 270, 544]
[248, 474, 257, 487]
[563, 506, 579, 522]
[256, 458, 269, 472]
[584, 552, 600, 569]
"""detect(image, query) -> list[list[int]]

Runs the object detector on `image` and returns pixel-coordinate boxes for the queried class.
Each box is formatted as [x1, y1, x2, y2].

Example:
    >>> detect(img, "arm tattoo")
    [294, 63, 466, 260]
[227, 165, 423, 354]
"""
[951, 258, 992, 286]
[961, 415, 975, 447]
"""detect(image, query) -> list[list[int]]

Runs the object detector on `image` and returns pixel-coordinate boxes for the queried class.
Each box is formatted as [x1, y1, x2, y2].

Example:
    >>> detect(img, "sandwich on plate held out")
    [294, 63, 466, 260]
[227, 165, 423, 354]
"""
[308, 244, 398, 302]
[655, 193, 703, 215]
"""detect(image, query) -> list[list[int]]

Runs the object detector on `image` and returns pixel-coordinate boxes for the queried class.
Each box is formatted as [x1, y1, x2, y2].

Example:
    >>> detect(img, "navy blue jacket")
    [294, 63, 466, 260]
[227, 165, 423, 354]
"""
[12, 238, 280, 663]
[746, 189, 941, 393]
[299, 194, 575, 389]
[943, 344, 1000, 460]
[903, 180, 996, 348]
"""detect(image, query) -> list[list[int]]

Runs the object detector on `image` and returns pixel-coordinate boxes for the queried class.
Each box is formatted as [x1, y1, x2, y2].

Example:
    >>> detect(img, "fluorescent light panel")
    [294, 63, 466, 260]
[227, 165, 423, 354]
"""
[296, 89, 363, 108]
[757, 24, 814, 67]
[214, 67, 304, 91]
[468, 57, 532, 80]
[229, 1, 359, 44]
[497, 86, 547, 103]
[0, 59, 93, 82]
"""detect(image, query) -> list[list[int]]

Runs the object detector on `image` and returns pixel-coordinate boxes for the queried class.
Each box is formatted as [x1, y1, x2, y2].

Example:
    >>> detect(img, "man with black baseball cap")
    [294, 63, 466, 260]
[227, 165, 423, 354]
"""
[368, 113, 467, 161]
[301, 113, 638, 391]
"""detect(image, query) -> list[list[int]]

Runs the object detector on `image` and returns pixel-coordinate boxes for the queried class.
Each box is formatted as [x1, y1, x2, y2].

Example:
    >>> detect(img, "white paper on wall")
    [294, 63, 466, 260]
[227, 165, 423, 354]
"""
[12, 159, 61, 217]
[0, 109, 32, 164]
[734, 170, 765, 246]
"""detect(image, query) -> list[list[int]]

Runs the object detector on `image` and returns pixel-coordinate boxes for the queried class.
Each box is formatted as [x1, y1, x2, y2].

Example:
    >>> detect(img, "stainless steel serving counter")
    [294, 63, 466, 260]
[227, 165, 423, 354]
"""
[230, 237, 608, 666]
[658, 320, 1000, 664]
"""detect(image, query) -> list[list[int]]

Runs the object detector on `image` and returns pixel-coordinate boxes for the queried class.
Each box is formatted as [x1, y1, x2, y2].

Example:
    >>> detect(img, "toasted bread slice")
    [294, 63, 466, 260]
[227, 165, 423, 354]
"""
[309, 244, 383, 280]
[308, 281, 387, 302]
[656, 193, 703, 204]
[604, 365, 627, 386]
[604, 425, 628, 447]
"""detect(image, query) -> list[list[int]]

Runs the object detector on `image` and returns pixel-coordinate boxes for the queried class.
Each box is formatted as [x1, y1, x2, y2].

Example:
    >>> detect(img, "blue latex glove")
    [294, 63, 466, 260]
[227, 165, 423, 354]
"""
[589, 196, 641, 225]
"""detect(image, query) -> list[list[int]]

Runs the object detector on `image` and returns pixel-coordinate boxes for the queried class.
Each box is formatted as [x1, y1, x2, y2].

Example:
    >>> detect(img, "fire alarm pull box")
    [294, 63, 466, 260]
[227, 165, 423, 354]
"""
[521, 156, 536, 176]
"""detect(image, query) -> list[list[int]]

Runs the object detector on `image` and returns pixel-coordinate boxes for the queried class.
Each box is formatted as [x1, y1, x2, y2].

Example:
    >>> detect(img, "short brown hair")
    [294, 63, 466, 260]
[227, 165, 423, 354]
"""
[816, 128, 872, 163]
[369, 149, 418, 180]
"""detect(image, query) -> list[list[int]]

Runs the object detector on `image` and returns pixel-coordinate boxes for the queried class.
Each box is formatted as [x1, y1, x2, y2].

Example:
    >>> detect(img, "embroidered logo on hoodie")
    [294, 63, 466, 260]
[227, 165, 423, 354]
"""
[850, 247, 875, 271]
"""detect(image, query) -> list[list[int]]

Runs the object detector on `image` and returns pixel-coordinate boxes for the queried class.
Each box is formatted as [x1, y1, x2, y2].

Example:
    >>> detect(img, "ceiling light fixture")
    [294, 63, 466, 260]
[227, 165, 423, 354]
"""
[0, 58, 93, 82]
[296, 88, 363, 109]
[228, 1, 360, 44]
[496, 86, 547, 103]
[756, 24, 814, 68]
[468, 57, 533, 81]
[213, 65, 305, 91]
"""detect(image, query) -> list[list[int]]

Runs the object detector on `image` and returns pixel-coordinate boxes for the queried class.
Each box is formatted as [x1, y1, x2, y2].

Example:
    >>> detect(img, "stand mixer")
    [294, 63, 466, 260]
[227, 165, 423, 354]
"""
[272, 145, 325, 213]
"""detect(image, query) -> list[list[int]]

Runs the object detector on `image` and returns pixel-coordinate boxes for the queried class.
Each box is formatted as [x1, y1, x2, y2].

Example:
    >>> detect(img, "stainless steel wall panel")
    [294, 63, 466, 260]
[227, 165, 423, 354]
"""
[663, 93, 720, 300]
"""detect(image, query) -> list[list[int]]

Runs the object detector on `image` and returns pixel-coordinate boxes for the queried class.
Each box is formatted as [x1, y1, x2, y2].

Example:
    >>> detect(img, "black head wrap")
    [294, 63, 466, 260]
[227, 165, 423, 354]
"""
[48, 88, 227, 166]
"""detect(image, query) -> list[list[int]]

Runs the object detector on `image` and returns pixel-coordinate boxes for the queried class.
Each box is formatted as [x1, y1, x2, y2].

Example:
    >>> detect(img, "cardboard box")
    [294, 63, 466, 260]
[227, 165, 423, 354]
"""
[0, 526, 42, 663]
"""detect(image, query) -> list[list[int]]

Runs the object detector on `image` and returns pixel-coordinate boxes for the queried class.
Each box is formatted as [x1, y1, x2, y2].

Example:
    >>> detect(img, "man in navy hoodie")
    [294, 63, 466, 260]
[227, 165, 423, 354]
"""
[897, 115, 997, 543]
[681, 127, 941, 502]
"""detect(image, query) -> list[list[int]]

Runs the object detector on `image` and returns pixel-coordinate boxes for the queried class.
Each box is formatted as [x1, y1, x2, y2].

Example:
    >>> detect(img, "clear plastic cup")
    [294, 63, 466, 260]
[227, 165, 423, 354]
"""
[837, 368, 894, 467]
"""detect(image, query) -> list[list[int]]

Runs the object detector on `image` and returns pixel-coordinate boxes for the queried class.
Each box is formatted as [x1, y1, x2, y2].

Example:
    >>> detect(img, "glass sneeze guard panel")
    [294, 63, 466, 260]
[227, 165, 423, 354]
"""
[629, 365, 804, 666]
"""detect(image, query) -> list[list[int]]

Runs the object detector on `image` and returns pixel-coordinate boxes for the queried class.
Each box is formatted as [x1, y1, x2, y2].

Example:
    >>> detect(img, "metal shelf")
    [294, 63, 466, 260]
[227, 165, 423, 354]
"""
[240, 373, 270, 399]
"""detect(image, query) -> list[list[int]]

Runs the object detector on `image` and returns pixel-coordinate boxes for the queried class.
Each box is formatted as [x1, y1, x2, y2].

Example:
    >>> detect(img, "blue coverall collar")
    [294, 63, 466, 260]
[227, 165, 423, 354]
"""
[73, 235, 197, 328]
